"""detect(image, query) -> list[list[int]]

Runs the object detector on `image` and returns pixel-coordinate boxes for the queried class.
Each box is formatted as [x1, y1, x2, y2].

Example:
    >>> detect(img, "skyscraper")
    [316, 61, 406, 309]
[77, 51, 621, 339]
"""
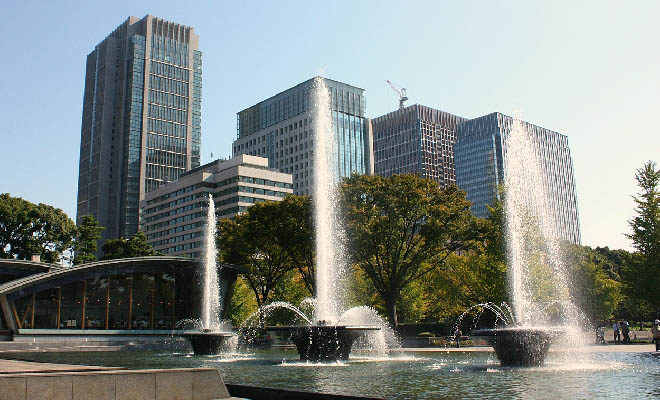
[371, 104, 466, 188]
[76, 15, 202, 247]
[232, 77, 373, 195]
[455, 112, 581, 244]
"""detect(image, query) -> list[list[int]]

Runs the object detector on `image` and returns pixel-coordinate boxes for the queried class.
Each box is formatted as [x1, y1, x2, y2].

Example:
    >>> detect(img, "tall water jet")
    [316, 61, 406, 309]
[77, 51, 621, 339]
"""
[504, 116, 579, 326]
[472, 115, 582, 366]
[181, 193, 234, 355]
[202, 193, 221, 331]
[258, 77, 381, 361]
[311, 76, 342, 323]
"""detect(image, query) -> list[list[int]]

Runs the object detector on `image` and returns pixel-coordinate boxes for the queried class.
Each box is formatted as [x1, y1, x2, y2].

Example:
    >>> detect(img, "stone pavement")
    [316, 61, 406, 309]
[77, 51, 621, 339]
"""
[0, 359, 236, 400]
[0, 365, 234, 400]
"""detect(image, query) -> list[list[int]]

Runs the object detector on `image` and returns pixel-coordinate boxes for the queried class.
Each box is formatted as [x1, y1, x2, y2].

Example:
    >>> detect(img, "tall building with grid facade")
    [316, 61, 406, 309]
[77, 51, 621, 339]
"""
[232, 77, 374, 195]
[76, 15, 202, 248]
[371, 105, 466, 188]
[455, 112, 581, 244]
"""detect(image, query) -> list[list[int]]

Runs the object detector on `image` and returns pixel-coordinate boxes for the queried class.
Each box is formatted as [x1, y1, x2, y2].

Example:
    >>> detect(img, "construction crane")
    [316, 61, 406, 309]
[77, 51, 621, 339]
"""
[385, 80, 409, 110]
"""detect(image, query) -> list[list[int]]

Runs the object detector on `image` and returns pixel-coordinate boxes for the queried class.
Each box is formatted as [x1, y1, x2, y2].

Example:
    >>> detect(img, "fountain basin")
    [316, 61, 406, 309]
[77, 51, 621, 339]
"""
[182, 331, 236, 355]
[471, 327, 563, 367]
[268, 325, 380, 361]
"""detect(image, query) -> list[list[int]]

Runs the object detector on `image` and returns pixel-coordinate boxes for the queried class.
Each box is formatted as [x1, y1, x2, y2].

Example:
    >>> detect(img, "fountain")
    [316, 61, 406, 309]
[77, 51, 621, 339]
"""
[256, 77, 382, 361]
[182, 194, 235, 355]
[244, 301, 388, 361]
[471, 117, 582, 367]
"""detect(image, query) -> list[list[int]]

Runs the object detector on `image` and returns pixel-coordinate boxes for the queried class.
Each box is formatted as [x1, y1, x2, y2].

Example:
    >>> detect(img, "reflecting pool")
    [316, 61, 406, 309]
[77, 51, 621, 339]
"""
[6, 349, 659, 399]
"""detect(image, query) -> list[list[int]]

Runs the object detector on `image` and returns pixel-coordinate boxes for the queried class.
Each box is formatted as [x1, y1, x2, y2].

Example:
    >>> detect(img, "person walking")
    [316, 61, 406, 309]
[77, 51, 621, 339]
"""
[595, 326, 605, 345]
[621, 320, 631, 344]
[454, 327, 462, 348]
[612, 321, 620, 344]
[652, 319, 660, 352]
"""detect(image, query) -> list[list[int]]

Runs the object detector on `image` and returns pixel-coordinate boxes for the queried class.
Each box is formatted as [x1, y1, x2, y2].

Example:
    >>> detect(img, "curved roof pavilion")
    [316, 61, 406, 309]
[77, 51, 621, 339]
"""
[0, 259, 61, 284]
[0, 257, 244, 335]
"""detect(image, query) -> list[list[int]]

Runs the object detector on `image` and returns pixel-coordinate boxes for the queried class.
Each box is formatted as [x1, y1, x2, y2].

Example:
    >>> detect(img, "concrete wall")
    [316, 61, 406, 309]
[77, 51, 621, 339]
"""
[0, 368, 230, 400]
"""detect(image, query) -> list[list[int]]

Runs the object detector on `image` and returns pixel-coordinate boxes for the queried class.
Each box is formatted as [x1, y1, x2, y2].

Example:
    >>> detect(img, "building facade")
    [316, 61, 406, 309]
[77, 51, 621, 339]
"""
[455, 112, 581, 244]
[0, 258, 242, 333]
[141, 155, 293, 257]
[232, 77, 373, 195]
[76, 15, 202, 247]
[371, 104, 466, 188]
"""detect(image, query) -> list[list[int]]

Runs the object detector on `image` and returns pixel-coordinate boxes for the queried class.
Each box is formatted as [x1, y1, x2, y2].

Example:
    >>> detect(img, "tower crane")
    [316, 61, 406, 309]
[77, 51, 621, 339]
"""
[385, 80, 409, 110]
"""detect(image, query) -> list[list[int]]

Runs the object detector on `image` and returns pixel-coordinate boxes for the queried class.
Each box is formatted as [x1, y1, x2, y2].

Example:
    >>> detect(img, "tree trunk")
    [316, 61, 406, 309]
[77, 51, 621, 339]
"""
[386, 298, 398, 329]
[295, 263, 315, 296]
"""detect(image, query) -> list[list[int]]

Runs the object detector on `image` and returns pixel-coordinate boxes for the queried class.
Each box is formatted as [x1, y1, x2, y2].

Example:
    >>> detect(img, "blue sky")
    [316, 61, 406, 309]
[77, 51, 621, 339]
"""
[1, 1, 658, 251]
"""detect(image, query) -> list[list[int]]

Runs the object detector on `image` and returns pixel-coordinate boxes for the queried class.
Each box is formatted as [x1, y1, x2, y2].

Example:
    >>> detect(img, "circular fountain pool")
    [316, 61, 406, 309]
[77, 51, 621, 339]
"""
[7, 348, 659, 399]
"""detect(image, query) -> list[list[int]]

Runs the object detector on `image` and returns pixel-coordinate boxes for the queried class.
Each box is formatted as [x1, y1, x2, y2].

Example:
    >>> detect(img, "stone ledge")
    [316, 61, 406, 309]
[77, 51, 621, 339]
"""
[0, 358, 123, 374]
[0, 368, 230, 400]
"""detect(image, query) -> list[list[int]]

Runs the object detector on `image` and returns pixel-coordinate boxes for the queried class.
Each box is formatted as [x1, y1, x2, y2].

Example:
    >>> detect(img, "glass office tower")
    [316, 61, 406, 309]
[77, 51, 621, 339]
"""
[76, 15, 202, 247]
[232, 77, 373, 195]
[455, 112, 581, 244]
[371, 105, 466, 188]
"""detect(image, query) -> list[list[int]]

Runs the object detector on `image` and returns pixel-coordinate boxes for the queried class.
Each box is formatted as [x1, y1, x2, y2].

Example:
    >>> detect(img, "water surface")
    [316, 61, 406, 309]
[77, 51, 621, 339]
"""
[8, 349, 659, 399]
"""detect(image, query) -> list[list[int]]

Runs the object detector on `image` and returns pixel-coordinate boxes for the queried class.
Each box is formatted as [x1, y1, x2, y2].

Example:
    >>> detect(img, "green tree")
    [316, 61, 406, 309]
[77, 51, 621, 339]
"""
[274, 196, 316, 295]
[624, 161, 660, 315]
[594, 246, 631, 280]
[345, 267, 387, 318]
[30, 203, 77, 263]
[0, 193, 34, 259]
[0, 193, 76, 263]
[101, 237, 129, 260]
[627, 161, 660, 257]
[418, 192, 507, 323]
[485, 188, 507, 265]
[226, 276, 258, 327]
[561, 243, 622, 323]
[218, 201, 296, 308]
[473, 191, 509, 307]
[339, 174, 481, 328]
[73, 214, 104, 265]
[411, 246, 507, 323]
[101, 231, 159, 260]
[127, 232, 159, 257]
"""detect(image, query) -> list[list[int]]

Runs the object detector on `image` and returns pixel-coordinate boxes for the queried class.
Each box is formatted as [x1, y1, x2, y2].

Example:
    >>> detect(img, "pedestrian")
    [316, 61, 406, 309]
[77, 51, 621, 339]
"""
[621, 320, 630, 344]
[595, 326, 605, 345]
[454, 327, 462, 348]
[612, 321, 620, 344]
[652, 319, 660, 352]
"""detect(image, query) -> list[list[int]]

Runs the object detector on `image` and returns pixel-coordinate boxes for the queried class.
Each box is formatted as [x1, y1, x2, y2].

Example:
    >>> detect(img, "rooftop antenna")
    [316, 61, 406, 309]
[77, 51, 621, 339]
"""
[385, 80, 409, 110]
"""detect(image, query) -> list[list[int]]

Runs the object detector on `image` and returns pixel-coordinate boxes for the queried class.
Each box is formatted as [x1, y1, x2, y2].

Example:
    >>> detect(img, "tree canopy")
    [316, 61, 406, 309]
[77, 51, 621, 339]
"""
[623, 161, 660, 315]
[392, 198, 508, 324]
[0, 193, 76, 263]
[73, 214, 104, 265]
[561, 243, 622, 323]
[214, 170, 651, 330]
[218, 200, 297, 308]
[101, 231, 159, 260]
[338, 174, 482, 327]
[266, 195, 316, 295]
